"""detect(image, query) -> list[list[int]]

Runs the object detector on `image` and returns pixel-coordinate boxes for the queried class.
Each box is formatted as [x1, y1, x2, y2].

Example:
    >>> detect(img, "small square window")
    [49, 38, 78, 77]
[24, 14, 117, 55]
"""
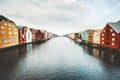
[102, 41, 104, 44]
[9, 32, 12, 35]
[110, 29, 113, 32]
[112, 43, 115, 46]
[102, 33, 104, 36]
[1, 31, 5, 34]
[9, 40, 12, 42]
[102, 38, 104, 40]
[8, 24, 11, 26]
[2, 36, 5, 38]
[15, 32, 17, 34]
[112, 33, 115, 36]
[9, 28, 11, 30]
[112, 38, 115, 41]
[4, 23, 7, 26]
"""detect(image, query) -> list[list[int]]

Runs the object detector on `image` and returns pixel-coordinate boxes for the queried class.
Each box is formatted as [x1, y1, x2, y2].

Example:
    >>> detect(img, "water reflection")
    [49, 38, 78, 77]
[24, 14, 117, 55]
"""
[81, 45, 120, 67]
[0, 37, 120, 80]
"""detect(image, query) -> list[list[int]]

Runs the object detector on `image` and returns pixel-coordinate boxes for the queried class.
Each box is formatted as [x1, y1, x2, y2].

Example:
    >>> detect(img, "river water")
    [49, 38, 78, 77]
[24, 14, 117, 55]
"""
[0, 37, 120, 80]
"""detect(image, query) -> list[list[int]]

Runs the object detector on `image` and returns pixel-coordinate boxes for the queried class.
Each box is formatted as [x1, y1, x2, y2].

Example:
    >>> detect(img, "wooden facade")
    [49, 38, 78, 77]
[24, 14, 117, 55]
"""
[41, 30, 48, 40]
[0, 15, 18, 48]
[93, 30, 102, 45]
[31, 29, 43, 42]
[88, 30, 95, 43]
[100, 21, 120, 49]
[36, 30, 43, 41]
[18, 26, 32, 45]
[81, 31, 88, 43]
[67, 33, 79, 40]
[18, 27, 27, 45]
[81, 30, 94, 43]
[74, 33, 79, 39]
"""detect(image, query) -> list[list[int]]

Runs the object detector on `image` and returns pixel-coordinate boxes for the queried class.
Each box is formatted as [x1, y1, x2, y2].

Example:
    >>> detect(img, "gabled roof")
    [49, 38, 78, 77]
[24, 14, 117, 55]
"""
[0, 15, 14, 23]
[108, 21, 120, 33]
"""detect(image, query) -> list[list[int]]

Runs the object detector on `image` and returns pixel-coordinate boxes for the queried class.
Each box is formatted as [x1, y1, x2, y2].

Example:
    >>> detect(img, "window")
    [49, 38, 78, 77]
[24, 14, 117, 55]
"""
[1, 31, 5, 34]
[8, 24, 11, 26]
[4, 23, 7, 26]
[4, 40, 8, 43]
[9, 32, 12, 35]
[1, 26, 4, 29]
[110, 29, 113, 32]
[9, 28, 11, 30]
[112, 38, 115, 41]
[112, 33, 115, 36]
[102, 33, 104, 36]
[14, 32, 17, 35]
[102, 38, 104, 40]
[9, 40, 12, 42]
[2, 36, 5, 39]
[12, 24, 14, 27]
[102, 41, 104, 44]
[112, 43, 115, 46]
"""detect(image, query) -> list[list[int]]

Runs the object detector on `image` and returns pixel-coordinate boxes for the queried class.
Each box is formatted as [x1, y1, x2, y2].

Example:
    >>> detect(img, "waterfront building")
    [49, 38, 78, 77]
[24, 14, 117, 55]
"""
[93, 29, 102, 45]
[0, 15, 18, 48]
[100, 21, 120, 49]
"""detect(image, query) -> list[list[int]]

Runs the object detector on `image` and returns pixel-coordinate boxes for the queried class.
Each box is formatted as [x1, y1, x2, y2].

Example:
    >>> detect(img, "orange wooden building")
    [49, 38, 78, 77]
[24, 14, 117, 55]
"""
[88, 30, 95, 43]
[0, 15, 18, 48]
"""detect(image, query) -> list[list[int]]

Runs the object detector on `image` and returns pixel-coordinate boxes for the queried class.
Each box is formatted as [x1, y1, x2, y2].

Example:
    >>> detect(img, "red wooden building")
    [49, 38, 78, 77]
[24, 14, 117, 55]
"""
[30, 29, 43, 42]
[74, 33, 79, 39]
[18, 27, 27, 45]
[100, 21, 120, 49]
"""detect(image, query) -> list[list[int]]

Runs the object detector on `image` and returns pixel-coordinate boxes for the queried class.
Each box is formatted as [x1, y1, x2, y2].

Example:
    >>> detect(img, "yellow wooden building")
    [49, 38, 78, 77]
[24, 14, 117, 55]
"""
[93, 29, 102, 45]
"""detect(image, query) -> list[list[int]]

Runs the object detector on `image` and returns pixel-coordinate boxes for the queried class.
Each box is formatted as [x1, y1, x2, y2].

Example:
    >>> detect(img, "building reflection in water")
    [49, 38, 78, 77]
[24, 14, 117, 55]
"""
[81, 45, 120, 67]
[0, 43, 35, 80]
[0, 43, 35, 61]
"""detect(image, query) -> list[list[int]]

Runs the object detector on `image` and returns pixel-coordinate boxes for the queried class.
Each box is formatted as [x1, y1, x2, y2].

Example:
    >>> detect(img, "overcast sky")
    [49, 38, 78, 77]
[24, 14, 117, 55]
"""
[0, 0, 120, 35]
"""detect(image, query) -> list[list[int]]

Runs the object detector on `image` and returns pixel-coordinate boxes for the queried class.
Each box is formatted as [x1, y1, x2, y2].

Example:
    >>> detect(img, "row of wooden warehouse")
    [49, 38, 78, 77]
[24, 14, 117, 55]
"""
[67, 20, 120, 50]
[0, 15, 56, 49]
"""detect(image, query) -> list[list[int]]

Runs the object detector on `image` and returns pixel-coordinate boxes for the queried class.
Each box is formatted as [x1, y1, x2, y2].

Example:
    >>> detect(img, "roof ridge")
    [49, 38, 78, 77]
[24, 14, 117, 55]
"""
[0, 15, 14, 23]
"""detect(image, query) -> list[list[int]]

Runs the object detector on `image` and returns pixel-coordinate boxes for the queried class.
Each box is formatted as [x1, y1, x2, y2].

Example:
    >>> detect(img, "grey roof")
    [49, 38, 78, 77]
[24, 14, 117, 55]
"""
[108, 21, 120, 33]
[0, 15, 14, 23]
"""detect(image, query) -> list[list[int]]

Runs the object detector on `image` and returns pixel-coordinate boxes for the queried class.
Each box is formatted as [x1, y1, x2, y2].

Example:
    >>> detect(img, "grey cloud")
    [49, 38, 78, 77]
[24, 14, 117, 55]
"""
[0, 0, 120, 35]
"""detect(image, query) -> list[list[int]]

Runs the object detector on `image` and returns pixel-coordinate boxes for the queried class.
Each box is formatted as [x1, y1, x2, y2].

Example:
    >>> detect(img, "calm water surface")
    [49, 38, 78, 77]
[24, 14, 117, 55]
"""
[0, 37, 120, 80]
